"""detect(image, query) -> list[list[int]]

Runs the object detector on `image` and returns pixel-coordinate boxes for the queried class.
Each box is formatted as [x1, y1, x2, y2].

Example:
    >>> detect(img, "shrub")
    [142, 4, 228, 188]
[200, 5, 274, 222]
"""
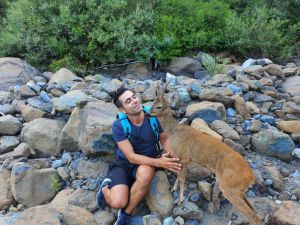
[223, 6, 291, 61]
[50, 173, 62, 192]
[201, 53, 228, 75]
[154, 0, 233, 60]
[0, 0, 157, 73]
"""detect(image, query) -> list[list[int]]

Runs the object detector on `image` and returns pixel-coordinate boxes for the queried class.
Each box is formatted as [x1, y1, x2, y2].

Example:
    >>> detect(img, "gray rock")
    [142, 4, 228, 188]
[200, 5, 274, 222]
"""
[12, 143, 32, 158]
[94, 210, 115, 225]
[252, 129, 295, 161]
[19, 85, 37, 98]
[263, 165, 285, 192]
[143, 215, 162, 225]
[244, 65, 264, 75]
[78, 101, 118, 155]
[27, 96, 53, 113]
[21, 118, 65, 157]
[74, 158, 109, 179]
[0, 115, 22, 135]
[20, 104, 47, 122]
[0, 104, 15, 115]
[145, 171, 173, 216]
[198, 88, 233, 107]
[68, 189, 97, 212]
[0, 57, 41, 91]
[0, 136, 20, 154]
[282, 76, 300, 97]
[11, 163, 58, 207]
[210, 120, 240, 141]
[173, 201, 203, 221]
[52, 90, 87, 113]
[49, 68, 82, 83]
[167, 57, 202, 77]
[0, 168, 14, 210]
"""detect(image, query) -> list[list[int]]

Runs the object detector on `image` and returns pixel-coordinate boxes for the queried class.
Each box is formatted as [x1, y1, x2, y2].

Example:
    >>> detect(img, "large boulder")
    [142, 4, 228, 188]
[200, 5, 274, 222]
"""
[282, 76, 300, 97]
[186, 101, 226, 124]
[72, 158, 109, 179]
[0, 57, 41, 91]
[210, 120, 240, 141]
[20, 104, 47, 122]
[167, 57, 202, 77]
[78, 101, 118, 155]
[191, 118, 223, 140]
[49, 68, 82, 83]
[145, 171, 173, 216]
[67, 189, 97, 212]
[7, 204, 97, 225]
[21, 118, 65, 157]
[11, 162, 58, 207]
[271, 201, 300, 225]
[277, 120, 300, 134]
[252, 129, 295, 161]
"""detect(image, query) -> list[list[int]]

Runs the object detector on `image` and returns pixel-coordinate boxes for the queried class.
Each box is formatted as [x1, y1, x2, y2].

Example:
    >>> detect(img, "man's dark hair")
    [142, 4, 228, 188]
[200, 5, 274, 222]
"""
[112, 87, 130, 108]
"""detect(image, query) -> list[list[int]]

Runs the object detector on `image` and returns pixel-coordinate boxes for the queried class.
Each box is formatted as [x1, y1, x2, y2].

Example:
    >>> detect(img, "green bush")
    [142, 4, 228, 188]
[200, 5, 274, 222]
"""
[154, 0, 233, 60]
[0, 0, 157, 73]
[223, 6, 291, 61]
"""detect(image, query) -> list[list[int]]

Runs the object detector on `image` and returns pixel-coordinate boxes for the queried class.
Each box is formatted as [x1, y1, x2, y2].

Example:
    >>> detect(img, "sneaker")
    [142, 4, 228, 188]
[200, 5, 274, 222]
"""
[96, 178, 112, 209]
[114, 209, 131, 225]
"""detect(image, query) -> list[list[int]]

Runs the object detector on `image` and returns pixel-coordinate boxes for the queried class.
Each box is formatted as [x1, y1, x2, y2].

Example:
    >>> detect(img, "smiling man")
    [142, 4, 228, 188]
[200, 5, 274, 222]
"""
[96, 87, 181, 225]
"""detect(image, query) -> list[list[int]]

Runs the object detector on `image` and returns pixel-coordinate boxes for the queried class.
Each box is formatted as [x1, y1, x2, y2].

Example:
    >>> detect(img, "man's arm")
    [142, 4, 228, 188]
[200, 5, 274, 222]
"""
[117, 140, 181, 174]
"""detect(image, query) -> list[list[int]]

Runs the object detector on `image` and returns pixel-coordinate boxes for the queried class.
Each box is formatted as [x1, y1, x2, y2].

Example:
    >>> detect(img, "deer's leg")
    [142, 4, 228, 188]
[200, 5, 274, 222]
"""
[208, 180, 221, 213]
[178, 166, 187, 206]
[172, 176, 179, 192]
[222, 190, 261, 225]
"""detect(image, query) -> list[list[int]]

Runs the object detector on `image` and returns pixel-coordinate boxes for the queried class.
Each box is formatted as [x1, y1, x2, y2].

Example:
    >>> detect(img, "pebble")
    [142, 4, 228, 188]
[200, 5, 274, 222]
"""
[275, 200, 282, 205]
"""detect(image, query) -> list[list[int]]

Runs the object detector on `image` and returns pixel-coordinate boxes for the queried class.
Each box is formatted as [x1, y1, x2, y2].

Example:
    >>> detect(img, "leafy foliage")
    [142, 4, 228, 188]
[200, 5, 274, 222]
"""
[50, 173, 62, 192]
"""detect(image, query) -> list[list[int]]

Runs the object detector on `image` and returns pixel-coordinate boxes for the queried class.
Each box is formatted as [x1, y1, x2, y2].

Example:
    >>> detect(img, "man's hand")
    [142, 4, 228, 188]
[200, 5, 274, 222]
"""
[156, 152, 181, 174]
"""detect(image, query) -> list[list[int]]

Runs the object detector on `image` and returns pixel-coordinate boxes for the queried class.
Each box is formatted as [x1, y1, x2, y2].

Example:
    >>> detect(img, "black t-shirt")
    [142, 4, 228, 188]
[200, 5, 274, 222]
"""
[112, 116, 163, 159]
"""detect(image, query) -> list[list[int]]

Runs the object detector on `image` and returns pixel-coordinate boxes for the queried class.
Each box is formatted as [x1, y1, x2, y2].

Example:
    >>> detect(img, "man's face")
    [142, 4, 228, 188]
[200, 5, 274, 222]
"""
[118, 90, 143, 115]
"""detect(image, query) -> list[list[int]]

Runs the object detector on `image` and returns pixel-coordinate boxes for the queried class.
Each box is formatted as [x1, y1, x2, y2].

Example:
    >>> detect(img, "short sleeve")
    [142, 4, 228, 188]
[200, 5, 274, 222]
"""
[112, 120, 127, 142]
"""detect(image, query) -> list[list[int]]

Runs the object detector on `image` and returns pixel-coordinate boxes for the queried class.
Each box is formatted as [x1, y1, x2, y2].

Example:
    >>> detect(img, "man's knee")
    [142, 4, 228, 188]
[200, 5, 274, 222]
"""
[109, 185, 129, 209]
[136, 165, 155, 185]
[110, 198, 128, 209]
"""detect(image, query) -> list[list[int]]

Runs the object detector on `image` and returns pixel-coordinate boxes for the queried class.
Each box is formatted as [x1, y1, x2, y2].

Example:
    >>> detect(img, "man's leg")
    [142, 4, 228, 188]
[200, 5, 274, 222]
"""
[124, 165, 155, 214]
[102, 184, 129, 209]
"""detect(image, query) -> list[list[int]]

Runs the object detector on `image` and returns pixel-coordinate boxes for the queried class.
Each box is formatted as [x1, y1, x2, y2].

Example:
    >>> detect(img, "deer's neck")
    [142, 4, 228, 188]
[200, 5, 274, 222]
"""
[157, 108, 177, 133]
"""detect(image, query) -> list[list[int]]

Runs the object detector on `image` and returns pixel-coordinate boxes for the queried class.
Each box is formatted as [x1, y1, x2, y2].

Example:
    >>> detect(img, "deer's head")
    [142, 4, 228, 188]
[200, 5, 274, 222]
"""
[150, 82, 170, 117]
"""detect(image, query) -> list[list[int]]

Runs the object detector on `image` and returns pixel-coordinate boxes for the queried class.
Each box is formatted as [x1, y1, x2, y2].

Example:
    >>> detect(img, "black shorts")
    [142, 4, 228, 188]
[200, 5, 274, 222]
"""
[107, 159, 139, 189]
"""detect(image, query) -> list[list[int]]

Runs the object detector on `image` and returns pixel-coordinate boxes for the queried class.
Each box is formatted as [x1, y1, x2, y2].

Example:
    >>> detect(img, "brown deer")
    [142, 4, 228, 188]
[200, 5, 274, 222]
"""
[150, 84, 261, 225]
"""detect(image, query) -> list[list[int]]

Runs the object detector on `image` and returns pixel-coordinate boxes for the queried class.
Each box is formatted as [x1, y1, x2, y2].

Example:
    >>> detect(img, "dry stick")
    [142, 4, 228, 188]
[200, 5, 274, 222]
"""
[86, 97, 102, 102]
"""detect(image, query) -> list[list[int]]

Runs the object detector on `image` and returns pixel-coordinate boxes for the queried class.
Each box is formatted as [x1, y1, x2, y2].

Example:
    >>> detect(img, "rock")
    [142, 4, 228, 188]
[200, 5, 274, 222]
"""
[187, 163, 211, 182]
[12, 204, 97, 225]
[197, 181, 212, 201]
[11, 163, 58, 207]
[167, 57, 202, 77]
[264, 64, 283, 77]
[282, 101, 300, 116]
[0, 136, 20, 154]
[249, 120, 262, 133]
[244, 65, 264, 75]
[210, 120, 240, 141]
[0, 104, 15, 115]
[263, 165, 284, 192]
[271, 201, 300, 225]
[186, 101, 226, 125]
[142, 84, 157, 101]
[68, 189, 97, 212]
[282, 76, 300, 97]
[51, 188, 74, 205]
[19, 85, 37, 98]
[12, 143, 32, 158]
[246, 101, 260, 114]
[49, 68, 82, 83]
[293, 189, 300, 200]
[277, 120, 300, 133]
[0, 91, 13, 104]
[223, 139, 246, 155]
[233, 95, 251, 120]
[94, 210, 115, 225]
[0, 115, 22, 135]
[205, 74, 234, 86]
[20, 104, 47, 122]
[52, 90, 88, 113]
[27, 96, 53, 113]
[78, 101, 118, 155]
[73, 158, 109, 179]
[0, 57, 41, 91]
[143, 214, 162, 225]
[100, 82, 121, 95]
[145, 171, 173, 216]
[173, 201, 203, 221]
[252, 129, 295, 161]
[122, 62, 151, 80]
[241, 58, 256, 69]
[283, 67, 298, 77]
[229, 197, 276, 225]
[60, 107, 81, 151]
[21, 118, 65, 157]
[191, 118, 223, 140]
[291, 133, 300, 143]
[0, 168, 14, 210]
[198, 88, 233, 107]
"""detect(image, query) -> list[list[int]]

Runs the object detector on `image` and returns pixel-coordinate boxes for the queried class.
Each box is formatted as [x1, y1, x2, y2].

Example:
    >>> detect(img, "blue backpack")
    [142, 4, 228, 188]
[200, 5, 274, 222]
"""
[116, 106, 161, 159]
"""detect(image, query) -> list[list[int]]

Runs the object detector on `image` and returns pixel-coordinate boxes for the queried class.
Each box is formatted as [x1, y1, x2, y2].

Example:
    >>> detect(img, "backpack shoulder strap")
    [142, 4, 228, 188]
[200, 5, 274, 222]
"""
[117, 112, 131, 139]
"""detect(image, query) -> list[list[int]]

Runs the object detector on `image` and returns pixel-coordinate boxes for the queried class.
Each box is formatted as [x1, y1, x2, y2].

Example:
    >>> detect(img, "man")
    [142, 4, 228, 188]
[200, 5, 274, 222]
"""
[96, 87, 181, 225]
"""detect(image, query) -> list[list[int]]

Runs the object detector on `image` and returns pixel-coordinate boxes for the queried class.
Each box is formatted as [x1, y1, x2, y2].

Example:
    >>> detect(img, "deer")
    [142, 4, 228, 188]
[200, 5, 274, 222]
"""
[150, 84, 262, 225]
